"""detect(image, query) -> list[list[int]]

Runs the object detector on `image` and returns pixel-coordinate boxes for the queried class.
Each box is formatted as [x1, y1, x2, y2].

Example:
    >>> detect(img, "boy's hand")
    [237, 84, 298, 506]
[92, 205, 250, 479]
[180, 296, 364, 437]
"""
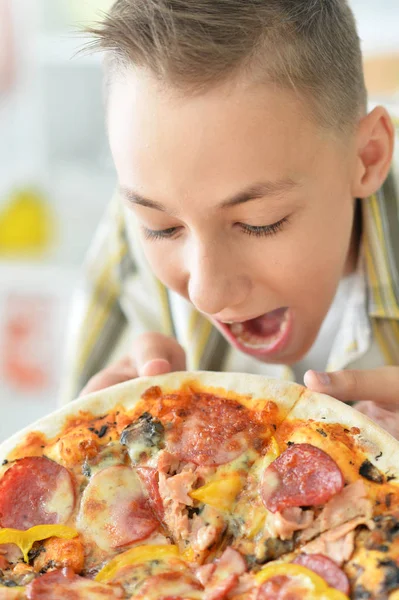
[80, 332, 186, 396]
[304, 367, 399, 439]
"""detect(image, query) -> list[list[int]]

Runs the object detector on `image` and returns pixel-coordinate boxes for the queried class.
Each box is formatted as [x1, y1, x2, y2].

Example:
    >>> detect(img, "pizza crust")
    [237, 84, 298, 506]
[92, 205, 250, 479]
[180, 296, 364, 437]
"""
[1, 372, 398, 482]
[0, 372, 302, 464]
[291, 389, 399, 480]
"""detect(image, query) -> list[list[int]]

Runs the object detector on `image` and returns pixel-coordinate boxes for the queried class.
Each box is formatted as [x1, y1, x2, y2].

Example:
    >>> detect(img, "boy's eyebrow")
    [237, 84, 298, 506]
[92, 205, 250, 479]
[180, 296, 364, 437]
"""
[220, 179, 299, 208]
[119, 178, 299, 212]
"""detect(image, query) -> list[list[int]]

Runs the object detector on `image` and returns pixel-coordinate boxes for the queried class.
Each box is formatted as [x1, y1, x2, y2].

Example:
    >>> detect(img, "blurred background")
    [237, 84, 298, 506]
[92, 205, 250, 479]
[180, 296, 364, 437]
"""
[0, 0, 398, 441]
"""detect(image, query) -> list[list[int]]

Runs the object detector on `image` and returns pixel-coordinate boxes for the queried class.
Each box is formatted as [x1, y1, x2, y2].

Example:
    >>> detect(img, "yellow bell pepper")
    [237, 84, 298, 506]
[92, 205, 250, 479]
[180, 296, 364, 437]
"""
[0, 525, 78, 563]
[255, 563, 349, 600]
[96, 544, 180, 583]
[189, 473, 244, 512]
[180, 546, 196, 563]
[267, 436, 280, 461]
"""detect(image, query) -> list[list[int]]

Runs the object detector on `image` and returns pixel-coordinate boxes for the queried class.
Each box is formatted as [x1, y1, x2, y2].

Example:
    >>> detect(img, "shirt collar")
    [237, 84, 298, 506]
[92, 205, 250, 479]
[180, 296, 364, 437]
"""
[362, 171, 399, 320]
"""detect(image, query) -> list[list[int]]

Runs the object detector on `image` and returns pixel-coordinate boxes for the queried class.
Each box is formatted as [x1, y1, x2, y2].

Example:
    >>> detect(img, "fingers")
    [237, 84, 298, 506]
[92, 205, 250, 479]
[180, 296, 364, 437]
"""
[304, 366, 399, 408]
[79, 333, 186, 396]
[355, 401, 399, 440]
[140, 359, 173, 377]
[80, 357, 137, 396]
[132, 332, 186, 377]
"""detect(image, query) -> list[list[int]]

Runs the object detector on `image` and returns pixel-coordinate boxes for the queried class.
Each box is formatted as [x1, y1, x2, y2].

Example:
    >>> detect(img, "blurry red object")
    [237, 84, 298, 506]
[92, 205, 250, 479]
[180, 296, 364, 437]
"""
[3, 292, 55, 392]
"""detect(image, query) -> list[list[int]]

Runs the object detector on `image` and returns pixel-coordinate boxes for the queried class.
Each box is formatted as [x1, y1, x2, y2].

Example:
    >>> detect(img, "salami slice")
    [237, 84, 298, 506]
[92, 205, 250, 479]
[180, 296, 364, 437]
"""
[293, 554, 350, 595]
[77, 465, 158, 551]
[261, 444, 344, 513]
[0, 456, 75, 529]
[136, 467, 164, 519]
[26, 567, 122, 599]
[163, 393, 268, 466]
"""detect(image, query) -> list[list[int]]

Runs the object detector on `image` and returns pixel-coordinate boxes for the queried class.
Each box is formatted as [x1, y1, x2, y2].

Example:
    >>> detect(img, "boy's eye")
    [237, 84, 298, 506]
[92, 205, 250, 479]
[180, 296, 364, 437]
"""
[142, 226, 181, 241]
[142, 217, 289, 241]
[237, 217, 289, 237]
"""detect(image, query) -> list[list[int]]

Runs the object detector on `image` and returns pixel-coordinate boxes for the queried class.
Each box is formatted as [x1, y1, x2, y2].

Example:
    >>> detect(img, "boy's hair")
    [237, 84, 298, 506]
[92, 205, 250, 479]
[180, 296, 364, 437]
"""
[88, 0, 367, 132]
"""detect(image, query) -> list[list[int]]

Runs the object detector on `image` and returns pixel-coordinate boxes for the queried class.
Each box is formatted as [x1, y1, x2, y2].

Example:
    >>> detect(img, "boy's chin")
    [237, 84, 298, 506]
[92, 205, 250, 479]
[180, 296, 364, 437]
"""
[253, 330, 321, 366]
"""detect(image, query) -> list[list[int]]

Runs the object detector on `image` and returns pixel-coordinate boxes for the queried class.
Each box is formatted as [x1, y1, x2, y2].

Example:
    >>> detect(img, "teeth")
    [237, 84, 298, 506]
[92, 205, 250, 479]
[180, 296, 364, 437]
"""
[230, 312, 289, 350]
[230, 323, 244, 335]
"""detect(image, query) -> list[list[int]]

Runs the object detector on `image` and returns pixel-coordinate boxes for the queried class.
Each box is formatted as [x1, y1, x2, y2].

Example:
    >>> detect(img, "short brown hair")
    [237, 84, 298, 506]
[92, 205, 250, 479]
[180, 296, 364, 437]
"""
[88, 0, 367, 131]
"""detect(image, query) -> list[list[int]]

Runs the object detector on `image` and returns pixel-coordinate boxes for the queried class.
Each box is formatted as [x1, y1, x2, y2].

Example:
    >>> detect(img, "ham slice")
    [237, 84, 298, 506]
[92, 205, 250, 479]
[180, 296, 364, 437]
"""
[299, 480, 372, 544]
[318, 480, 372, 531]
[190, 512, 221, 553]
[204, 547, 246, 600]
[157, 450, 181, 475]
[267, 507, 314, 541]
[163, 502, 191, 540]
[158, 470, 197, 506]
[196, 564, 215, 586]
[302, 530, 356, 566]
[156, 460, 224, 554]
[157, 463, 198, 541]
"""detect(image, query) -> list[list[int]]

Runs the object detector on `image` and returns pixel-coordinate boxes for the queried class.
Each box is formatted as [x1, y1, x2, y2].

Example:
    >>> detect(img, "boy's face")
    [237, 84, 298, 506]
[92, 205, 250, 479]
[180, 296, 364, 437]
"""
[108, 70, 360, 365]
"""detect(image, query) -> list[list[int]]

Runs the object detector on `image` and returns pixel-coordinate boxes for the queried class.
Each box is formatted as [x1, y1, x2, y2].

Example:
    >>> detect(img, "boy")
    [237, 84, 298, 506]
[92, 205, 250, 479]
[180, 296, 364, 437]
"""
[62, 0, 399, 438]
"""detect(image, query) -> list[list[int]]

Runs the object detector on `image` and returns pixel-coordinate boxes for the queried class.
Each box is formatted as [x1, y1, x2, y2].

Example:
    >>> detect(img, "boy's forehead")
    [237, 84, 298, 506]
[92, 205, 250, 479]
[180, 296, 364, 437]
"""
[108, 69, 349, 199]
[109, 68, 318, 140]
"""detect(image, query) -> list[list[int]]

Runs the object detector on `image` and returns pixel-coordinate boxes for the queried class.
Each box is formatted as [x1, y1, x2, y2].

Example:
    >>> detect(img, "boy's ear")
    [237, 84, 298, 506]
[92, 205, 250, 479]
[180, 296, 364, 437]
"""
[351, 106, 395, 199]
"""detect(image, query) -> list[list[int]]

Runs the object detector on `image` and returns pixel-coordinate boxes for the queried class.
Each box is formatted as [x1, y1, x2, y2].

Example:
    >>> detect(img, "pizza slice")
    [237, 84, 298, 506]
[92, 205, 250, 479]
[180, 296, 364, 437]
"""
[227, 388, 399, 599]
[116, 375, 302, 563]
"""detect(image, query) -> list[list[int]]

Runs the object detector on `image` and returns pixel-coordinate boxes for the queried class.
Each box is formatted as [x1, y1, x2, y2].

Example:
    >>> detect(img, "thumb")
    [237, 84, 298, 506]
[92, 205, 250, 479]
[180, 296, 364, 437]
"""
[304, 366, 399, 408]
[132, 332, 186, 377]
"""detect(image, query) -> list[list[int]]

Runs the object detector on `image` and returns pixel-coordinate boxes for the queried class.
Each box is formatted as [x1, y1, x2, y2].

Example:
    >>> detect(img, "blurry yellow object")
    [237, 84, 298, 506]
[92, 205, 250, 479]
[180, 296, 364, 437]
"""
[255, 564, 349, 600]
[0, 188, 54, 256]
[189, 473, 244, 512]
[96, 545, 180, 582]
[0, 525, 78, 563]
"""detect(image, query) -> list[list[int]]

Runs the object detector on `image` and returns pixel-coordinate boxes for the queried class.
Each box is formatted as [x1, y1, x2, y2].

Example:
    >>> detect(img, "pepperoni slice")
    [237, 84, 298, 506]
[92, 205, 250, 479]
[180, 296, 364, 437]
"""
[26, 567, 122, 599]
[77, 465, 158, 551]
[293, 554, 350, 595]
[136, 467, 164, 519]
[261, 444, 344, 513]
[0, 456, 75, 529]
[163, 393, 267, 466]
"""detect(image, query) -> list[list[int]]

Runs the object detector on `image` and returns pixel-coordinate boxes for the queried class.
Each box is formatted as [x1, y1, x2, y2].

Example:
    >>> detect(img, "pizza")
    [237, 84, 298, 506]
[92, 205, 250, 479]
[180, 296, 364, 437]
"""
[0, 371, 399, 600]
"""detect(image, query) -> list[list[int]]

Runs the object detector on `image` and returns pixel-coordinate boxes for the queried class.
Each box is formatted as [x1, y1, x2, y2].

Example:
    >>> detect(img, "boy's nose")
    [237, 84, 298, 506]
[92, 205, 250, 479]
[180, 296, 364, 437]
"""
[187, 249, 251, 316]
[188, 275, 251, 316]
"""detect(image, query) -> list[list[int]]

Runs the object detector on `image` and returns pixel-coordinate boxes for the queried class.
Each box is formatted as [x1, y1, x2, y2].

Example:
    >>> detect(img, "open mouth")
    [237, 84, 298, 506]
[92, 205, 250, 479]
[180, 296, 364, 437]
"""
[214, 307, 292, 357]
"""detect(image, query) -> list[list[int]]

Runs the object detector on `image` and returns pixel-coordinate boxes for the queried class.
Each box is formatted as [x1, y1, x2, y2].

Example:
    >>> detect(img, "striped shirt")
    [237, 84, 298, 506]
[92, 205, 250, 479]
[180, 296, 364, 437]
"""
[59, 117, 399, 404]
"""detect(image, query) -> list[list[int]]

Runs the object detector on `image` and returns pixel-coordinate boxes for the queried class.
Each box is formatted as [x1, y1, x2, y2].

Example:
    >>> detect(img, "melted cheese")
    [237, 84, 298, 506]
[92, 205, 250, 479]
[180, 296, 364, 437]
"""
[77, 465, 157, 551]
[45, 471, 75, 521]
